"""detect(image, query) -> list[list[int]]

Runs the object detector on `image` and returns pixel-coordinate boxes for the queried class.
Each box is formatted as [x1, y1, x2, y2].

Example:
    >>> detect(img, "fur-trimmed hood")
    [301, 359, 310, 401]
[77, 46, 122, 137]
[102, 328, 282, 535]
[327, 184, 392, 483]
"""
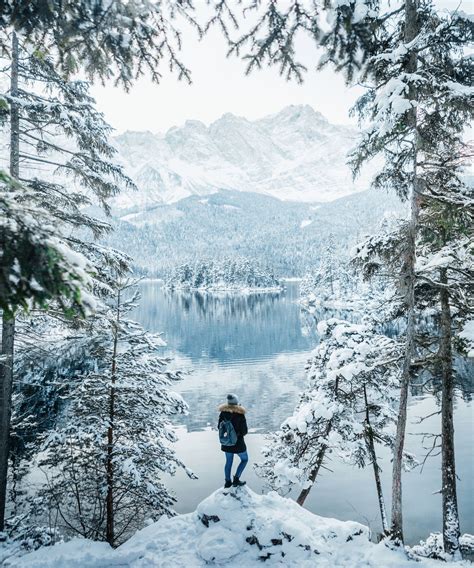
[218, 404, 246, 414]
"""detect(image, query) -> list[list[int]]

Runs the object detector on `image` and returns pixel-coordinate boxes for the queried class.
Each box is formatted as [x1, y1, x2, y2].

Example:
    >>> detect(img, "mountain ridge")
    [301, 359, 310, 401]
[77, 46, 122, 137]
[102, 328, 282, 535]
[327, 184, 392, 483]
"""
[103, 187, 403, 276]
[112, 104, 373, 209]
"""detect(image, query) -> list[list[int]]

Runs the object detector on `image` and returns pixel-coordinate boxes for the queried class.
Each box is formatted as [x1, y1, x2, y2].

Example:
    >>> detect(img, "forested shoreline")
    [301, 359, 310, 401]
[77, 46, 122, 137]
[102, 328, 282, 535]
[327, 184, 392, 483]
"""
[165, 259, 282, 292]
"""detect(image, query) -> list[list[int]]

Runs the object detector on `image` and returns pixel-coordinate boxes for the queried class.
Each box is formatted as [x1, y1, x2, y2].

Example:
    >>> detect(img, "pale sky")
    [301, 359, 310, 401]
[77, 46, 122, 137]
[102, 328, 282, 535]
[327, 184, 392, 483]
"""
[91, 0, 467, 135]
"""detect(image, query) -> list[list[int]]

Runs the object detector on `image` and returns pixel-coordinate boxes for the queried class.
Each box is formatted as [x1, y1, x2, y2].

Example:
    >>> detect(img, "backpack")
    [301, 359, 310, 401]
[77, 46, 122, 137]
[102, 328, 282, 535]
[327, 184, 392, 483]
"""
[219, 418, 238, 446]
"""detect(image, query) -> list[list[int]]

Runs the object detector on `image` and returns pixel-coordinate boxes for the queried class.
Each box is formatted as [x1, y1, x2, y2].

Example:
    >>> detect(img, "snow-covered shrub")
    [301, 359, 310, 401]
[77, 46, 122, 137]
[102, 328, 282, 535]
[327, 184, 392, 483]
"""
[410, 532, 474, 562]
[0, 509, 61, 565]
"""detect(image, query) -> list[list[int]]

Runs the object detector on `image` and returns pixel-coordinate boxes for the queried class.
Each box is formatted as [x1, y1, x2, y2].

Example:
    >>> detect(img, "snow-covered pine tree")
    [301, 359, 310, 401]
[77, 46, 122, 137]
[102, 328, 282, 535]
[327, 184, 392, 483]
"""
[353, 183, 473, 557]
[0, 32, 135, 529]
[319, 234, 337, 297]
[37, 278, 194, 547]
[347, 4, 473, 554]
[256, 318, 408, 534]
[0, 168, 98, 532]
[0, 32, 135, 311]
[415, 157, 473, 558]
[0, 171, 93, 315]
[243, 258, 256, 287]
[0, 35, 90, 316]
[2, 245, 131, 549]
[300, 254, 351, 310]
[0, 0, 199, 88]
[346, 1, 472, 553]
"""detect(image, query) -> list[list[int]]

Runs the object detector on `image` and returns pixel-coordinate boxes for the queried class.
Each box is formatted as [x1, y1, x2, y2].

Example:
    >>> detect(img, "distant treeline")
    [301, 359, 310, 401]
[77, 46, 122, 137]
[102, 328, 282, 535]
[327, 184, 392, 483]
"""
[104, 189, 404, 278]
[165, 258, 281, 290]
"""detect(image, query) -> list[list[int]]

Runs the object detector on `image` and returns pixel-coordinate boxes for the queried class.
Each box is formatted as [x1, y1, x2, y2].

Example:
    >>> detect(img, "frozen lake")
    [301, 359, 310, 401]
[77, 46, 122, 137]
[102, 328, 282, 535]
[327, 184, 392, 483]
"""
[133, 280, 473, 544]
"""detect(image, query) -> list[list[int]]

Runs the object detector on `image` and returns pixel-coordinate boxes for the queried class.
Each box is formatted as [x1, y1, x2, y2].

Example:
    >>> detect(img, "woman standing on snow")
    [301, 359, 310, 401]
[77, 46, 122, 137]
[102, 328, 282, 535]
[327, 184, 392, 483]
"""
[218, 394, 248, 488]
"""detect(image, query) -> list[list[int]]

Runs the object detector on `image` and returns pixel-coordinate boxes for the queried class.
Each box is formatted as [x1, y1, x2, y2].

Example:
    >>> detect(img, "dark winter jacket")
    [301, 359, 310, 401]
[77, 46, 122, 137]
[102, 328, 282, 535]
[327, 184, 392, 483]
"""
[218, 404, 248, 454]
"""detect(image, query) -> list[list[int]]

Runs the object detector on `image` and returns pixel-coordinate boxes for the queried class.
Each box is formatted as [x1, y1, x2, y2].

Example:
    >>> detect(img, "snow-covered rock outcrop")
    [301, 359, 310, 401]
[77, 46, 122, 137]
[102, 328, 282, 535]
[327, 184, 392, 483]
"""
[8, 487, 472, 567]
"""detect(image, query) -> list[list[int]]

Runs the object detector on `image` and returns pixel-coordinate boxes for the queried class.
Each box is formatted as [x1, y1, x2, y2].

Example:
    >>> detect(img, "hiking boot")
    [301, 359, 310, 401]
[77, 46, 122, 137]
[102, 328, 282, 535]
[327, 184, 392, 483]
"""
[224, 479, 232, 489]
[233, 476, 246, 487]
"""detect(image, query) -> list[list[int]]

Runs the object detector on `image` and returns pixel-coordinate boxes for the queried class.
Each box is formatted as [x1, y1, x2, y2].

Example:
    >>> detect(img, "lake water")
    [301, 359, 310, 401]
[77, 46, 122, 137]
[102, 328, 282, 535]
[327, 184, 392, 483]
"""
[133, 280, 473, 544]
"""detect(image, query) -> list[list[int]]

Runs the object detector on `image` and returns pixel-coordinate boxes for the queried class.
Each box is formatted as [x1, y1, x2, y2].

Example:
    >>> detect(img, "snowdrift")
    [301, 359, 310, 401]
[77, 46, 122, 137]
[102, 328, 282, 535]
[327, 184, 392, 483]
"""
[7, 486, 471, 567]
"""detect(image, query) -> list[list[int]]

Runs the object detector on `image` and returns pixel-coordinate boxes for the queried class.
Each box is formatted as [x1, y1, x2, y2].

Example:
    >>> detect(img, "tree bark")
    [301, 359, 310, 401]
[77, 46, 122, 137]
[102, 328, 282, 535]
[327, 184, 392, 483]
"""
[439, 268, 461, 558]
[106, 290, 120, 547]
[389, 0, 421, 545]
[296, 443, 328, 506]
[296, 418, 333, 506]
[297, 374, 341, 506]
[0, 318, 14, 531]
[364, 385, 388, 535]
[0, 31, 19, 531]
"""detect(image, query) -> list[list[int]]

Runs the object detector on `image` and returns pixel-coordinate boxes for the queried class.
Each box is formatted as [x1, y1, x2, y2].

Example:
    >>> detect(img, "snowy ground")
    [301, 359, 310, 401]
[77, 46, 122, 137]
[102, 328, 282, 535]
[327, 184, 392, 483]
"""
[4, 487, 471, 567]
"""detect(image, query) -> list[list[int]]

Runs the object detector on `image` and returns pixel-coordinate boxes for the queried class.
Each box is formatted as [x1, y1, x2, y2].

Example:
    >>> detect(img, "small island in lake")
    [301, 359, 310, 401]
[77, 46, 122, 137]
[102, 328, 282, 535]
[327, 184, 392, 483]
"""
[165, 258, 283, 293]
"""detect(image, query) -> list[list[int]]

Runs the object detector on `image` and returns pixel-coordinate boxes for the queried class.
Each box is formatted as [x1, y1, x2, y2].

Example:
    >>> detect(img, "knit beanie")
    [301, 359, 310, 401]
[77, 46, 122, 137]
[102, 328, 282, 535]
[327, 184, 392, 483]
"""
[227, 393, 239, 406]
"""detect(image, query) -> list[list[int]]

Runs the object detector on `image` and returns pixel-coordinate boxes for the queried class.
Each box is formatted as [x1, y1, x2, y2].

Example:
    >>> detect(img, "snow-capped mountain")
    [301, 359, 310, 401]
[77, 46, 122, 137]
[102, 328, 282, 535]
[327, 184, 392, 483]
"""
[112, 105, 372, 209]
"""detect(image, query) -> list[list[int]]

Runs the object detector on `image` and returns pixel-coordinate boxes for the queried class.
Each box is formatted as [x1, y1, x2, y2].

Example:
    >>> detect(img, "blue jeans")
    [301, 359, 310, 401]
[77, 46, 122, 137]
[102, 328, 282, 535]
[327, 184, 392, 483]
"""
[225, 451, 248, 481]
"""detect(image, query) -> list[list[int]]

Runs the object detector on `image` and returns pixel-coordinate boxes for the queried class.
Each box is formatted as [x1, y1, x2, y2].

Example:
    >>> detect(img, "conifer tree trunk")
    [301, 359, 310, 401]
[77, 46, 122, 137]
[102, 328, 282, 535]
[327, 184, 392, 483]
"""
[106, 290, 120, 546]
[297, 412, 337, 506]
[297, 375, 341, 506]
[439, 268, 461, 558]
[296, 441, 328, 506]
[390, 0, 421, 545]
[0, 31, 19, 531]
[0, 318, 14, 530]
[364, 385, 388, 535]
